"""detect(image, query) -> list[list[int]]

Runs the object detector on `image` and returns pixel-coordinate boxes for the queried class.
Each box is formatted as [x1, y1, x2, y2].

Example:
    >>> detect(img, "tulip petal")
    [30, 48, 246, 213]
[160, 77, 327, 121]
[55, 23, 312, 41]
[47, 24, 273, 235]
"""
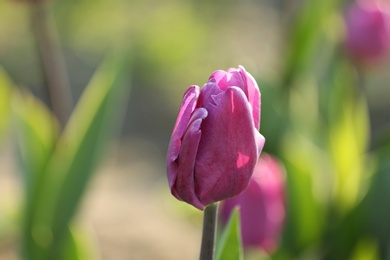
[172, 108, 208, 210]
[195, 87, 258, 206]
[208, 70, 228, 89]
[211, 68, 244, 91]
[209, 66, 261, 129]
[196, 81, 223, 108]
[221, 154, 285, 252]
[238, 66, 261, 129]
[167, 86, 199, 189]
[255, 131, 266, 157]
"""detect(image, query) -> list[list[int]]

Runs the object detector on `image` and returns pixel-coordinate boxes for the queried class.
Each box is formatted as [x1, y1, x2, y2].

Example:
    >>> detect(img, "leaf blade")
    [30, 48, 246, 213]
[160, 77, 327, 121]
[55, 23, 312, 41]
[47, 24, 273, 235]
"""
[216, 207, 243, 260]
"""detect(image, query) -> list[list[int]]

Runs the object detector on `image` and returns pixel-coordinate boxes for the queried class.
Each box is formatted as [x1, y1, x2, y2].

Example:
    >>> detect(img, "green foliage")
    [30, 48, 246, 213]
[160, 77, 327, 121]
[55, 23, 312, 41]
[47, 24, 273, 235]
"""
[13, 89, 59, 193]
[280, 131, 326, 254]
[16, 56, 130, 260]
[61, 226, 99, 260]
[216, 208, 243, 260]
[283, 0, 342, 89]
[0, 68, 12, 142]
[366, 141, 390, 259]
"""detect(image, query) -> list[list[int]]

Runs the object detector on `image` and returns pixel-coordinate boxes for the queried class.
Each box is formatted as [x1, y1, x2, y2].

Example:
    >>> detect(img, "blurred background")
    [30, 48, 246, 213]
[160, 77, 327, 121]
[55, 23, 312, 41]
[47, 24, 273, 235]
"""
[1, 0, 390, 259]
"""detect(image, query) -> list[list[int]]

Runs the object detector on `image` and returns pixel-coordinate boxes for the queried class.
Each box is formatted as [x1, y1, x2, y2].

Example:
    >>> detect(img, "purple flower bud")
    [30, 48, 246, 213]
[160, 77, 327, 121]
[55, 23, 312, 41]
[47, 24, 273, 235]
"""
[220, 154, 285, 252]
[167, 66, 265, 210]
[345, 0, 390, 64]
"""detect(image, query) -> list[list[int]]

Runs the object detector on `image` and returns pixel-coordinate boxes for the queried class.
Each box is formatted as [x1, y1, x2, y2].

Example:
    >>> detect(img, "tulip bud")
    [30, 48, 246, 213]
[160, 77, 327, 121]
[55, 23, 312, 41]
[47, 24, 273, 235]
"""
[345, 0, 390, 65]
[220, 154, 285, 253]
[167, 66, 265, 210]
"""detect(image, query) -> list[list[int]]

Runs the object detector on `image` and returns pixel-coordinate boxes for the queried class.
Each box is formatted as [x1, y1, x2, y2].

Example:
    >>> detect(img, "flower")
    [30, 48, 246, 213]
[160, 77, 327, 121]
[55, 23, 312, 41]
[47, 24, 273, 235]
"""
[220, 154, 285, 252]
[345, 0, 390, 64]
[166, 66, 265, 210]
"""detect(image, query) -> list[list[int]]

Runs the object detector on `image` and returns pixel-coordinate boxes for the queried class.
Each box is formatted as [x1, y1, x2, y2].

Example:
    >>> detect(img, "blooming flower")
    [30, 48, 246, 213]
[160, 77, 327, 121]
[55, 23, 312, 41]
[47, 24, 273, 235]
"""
[167, 66, 265, 210]
[220, 154, 285, 252]
[345, 0, 390, 64]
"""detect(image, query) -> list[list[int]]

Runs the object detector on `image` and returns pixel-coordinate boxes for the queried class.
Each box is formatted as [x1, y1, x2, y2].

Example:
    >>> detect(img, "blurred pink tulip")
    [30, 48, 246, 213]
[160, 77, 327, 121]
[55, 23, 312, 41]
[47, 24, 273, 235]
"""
[220, 154, 285, 252]
[167, 66, 265, 210]
[345, 0, 390, 64]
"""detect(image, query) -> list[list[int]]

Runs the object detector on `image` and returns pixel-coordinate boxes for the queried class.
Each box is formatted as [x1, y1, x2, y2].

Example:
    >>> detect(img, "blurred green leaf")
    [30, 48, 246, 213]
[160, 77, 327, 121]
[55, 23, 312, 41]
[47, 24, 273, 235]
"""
[351, 238, 379, 260]
[61, 228, 81, 260]
[0, 68, 13, 142]
[61, 225, 99, 260]
[322, 199, 367, 260]
[12, 88, 60, 260]
[258, 80, 289, 155]
[23, 54, 130, 259]
[12, 90, 59, 191]
[328, 94, 370, 211]
[283, 0, 341, 90]
[366, 151, 390, 258]
[327, 62, 370, 212]
[280, 132, 327, 255]
[216, 208, 243, 260]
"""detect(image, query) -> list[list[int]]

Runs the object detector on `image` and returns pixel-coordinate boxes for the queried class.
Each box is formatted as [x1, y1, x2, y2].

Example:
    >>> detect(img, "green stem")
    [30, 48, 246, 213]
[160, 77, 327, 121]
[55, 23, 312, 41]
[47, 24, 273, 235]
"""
[200, 203, 218, 260]
[30, 3, 73, 129]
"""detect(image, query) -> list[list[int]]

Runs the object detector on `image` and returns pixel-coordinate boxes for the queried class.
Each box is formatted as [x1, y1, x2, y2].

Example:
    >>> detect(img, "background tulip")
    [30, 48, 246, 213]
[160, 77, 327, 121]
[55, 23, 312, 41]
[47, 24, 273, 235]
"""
[167, 66, 265, 210]
[345, 0, 390, 64]
[220, 154, 285, 253]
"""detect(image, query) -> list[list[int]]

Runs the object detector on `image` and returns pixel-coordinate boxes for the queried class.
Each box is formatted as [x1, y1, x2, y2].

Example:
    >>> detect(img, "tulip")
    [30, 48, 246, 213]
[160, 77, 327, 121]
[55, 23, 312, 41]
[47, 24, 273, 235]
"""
[220, 154, 285, 253]
[167, 66, 265, 210]
[345, 0, 390, 64]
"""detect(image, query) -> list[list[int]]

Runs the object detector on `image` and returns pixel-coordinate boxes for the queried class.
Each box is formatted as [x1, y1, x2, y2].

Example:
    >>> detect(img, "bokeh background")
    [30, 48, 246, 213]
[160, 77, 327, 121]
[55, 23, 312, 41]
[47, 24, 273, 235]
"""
[1, 0, 390, 259]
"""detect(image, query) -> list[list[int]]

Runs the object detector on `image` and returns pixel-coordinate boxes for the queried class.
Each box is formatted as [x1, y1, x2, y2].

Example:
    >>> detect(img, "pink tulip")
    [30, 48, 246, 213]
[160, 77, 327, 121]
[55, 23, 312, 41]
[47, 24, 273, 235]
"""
[167, 66, 265, 210]
[220, 154, 285, 253]
[345, 0, 390, 64]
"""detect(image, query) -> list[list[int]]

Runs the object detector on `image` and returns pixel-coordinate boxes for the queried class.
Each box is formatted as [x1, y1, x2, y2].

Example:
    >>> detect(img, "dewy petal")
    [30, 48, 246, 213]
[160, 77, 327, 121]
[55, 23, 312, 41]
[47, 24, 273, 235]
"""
[238, 65, 261, 130]
[195, 87, 258, 206]
[166, 86, 199, 189]
[172, 108, 207, 210]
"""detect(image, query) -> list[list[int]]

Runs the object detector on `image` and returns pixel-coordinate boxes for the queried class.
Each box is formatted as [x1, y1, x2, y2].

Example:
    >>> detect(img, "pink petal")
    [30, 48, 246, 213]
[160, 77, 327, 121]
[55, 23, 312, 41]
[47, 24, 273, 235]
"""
[255, 131, 266, 157]
[211, 68, 244, 91]
[196, 81, 223, 108]
[166, 86, 199, 189]
[238, 66, 261, 129]
[220, 154, 285, 252]
[172, 108, 208, 210]
[194, 87, 258, 206]
[209, 66, 261, 129]
[208, 70, 228, 89]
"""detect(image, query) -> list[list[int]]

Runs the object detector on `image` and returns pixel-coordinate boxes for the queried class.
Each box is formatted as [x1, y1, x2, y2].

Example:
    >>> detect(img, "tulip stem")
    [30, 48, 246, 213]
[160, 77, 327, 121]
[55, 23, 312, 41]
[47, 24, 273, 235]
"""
[199, 203, 218, 260]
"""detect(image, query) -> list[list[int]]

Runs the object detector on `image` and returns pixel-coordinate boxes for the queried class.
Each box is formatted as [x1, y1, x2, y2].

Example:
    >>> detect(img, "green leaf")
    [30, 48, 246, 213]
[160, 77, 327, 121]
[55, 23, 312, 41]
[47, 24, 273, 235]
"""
[12, 89, 59, 191]
[328, 94, 370, 211]
[282, 0, 342, 89]
[12, 89, 60, 260]
[280, 131, 326, 254]
[24, 54, 130, 260]
[351, 238, 379, 260]
[0, 68, 13, 142]
[366, 154, 390, 257]
[216, 207, 243, 260]
[60, 225, 99, 260]
[326, 62, 370, 212]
